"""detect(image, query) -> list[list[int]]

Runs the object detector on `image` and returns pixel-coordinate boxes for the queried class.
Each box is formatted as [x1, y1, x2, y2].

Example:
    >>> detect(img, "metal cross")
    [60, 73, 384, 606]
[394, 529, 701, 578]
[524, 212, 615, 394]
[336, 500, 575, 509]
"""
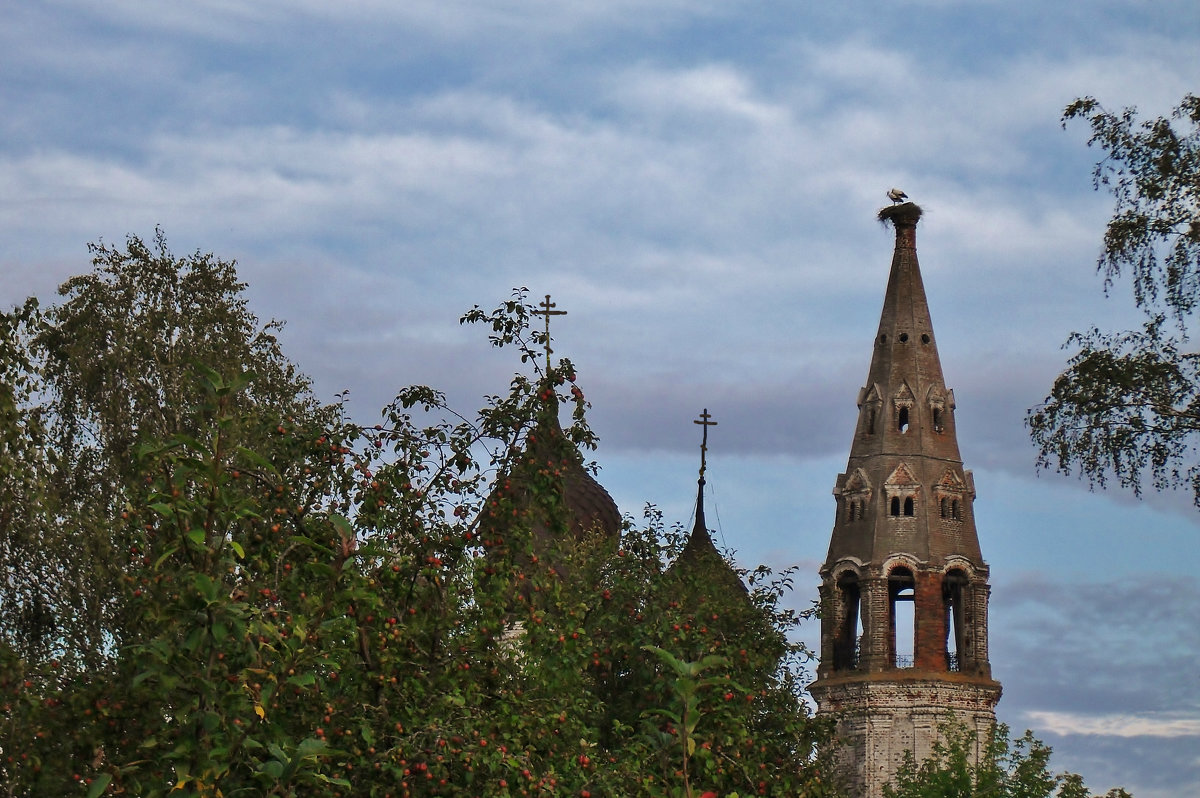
[693, 408, 718, 478]
[532, 294, 567, 372]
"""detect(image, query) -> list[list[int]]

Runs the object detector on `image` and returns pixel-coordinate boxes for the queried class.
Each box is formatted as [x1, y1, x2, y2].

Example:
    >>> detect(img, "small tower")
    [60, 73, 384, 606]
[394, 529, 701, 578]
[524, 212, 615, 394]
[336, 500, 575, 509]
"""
[808, 203, 1001, 797]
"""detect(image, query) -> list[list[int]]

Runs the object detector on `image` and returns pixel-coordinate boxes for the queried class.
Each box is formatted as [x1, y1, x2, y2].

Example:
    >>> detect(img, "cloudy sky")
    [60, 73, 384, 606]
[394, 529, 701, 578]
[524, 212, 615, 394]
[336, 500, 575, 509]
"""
[3, 1, 1198, 794]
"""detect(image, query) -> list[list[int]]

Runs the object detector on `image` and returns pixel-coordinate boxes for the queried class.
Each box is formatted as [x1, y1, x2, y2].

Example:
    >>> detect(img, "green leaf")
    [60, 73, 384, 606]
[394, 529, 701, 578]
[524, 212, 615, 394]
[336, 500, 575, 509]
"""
[236, 445, 279, 476]
[153, 545, 180, 569]
[172, 433, 208, 454]
[86, 773, 113, 797]
[286, 672, 317, 687]
[229, 540, 245, 559]
[187, 529, 206, 546]
[329, 513, 354, 539]
[314, 775, 352, 787]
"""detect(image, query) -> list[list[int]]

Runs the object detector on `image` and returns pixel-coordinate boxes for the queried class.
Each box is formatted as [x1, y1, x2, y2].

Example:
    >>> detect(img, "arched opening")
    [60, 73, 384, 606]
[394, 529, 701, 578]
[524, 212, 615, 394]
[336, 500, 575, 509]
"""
[952, 499, 961, 520]
[932, 406, 943, 432]
[865, 405, 877, 435]
[944, 569, 969, 672]
[834, 572, 863, 671]
[898, 406, 910, 434]
[888, 567, 916, 669]
[890, 496, 900, 516]
[903, 496, 915, 516]
[939, 497, 948, 518]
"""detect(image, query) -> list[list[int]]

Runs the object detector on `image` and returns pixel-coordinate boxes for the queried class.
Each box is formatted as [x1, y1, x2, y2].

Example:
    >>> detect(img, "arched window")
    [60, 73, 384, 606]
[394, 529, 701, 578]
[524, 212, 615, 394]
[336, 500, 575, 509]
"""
[890, 497, 901, 516]
[939, 497, 948, 518]
[898, 406, 910, 434]
[903, 497, 915, 516]
[888, 567, 916, 668]
[932, 406, 943, 432]
[952, 499, 961, 520]
[944, 569, 969, 672]
[834, 572, 863, 671]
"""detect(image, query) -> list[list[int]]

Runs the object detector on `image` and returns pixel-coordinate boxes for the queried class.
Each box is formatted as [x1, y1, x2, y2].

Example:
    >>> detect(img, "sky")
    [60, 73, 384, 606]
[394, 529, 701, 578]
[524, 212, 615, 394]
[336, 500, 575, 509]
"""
[2, 1, 1198, 794]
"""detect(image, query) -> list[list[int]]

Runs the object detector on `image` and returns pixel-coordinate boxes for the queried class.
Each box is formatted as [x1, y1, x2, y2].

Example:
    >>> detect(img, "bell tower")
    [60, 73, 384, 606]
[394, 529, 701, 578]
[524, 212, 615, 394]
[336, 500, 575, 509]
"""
[808, 202, 1001, 797]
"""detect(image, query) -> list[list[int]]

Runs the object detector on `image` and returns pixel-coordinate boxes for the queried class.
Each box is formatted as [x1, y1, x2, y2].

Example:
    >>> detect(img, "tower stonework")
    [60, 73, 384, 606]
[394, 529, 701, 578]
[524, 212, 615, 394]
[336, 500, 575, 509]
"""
[808, 203, 1001, 797]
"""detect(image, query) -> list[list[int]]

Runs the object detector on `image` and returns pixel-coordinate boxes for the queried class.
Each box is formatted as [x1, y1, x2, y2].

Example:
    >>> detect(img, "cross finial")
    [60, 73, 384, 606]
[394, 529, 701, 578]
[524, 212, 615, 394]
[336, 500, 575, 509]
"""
[693, 408, 717, 479]
[532, 294, 567, 373]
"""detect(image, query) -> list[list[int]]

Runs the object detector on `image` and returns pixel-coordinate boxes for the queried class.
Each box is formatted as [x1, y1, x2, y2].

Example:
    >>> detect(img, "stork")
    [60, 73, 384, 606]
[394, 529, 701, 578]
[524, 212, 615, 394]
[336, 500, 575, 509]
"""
[887, 187, 909, 204]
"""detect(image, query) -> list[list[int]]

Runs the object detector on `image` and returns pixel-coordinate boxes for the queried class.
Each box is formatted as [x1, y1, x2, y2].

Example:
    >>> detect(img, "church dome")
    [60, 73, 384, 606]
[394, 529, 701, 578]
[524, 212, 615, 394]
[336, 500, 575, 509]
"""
[481, 386, 620, 569]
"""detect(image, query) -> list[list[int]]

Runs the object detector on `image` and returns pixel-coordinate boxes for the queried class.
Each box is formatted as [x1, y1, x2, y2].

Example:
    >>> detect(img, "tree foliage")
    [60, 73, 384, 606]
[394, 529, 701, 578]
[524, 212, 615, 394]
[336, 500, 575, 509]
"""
[0, 255, 833, 797]
[0, 230, 320, 672]
[1029, 94, 1200, 505]
[883, 721, 1132, 798]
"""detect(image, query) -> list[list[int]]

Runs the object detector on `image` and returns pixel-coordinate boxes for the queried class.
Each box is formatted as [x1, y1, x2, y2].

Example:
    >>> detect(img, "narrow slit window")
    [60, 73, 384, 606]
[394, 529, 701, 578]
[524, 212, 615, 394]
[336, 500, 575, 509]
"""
[898, 406, 910, 434]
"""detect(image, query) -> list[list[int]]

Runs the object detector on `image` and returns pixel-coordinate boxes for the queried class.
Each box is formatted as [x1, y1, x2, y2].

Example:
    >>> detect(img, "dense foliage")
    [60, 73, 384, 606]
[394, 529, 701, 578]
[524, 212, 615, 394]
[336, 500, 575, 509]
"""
[1029, 94, 1200, 505]
[884, 721, 1132, 798]
[0, 242, 834, 797]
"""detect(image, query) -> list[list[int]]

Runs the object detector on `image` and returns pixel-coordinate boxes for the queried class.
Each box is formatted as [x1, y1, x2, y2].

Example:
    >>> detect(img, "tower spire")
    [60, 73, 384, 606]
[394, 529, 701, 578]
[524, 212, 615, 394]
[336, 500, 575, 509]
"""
[669, 407, 747, 600]
[809, 201, 1001, 798]
[692, 408, 718, 534]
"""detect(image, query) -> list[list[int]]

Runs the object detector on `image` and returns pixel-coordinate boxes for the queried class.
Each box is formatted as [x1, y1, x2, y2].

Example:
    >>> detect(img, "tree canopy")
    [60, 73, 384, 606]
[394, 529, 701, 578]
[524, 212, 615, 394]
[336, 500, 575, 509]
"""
[1028, 94, 1200, 505]
[0, 255, 832, 797]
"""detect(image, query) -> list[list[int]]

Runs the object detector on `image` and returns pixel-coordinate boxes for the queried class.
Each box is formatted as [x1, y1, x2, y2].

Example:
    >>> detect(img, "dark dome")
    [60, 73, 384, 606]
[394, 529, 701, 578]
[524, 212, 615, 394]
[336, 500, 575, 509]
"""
[523, 395, 620, 544]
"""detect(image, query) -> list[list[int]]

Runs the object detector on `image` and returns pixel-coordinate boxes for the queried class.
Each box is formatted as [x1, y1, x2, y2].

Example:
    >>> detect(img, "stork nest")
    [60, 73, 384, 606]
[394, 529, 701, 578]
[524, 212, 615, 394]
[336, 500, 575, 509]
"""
[877, 202, 923, 226]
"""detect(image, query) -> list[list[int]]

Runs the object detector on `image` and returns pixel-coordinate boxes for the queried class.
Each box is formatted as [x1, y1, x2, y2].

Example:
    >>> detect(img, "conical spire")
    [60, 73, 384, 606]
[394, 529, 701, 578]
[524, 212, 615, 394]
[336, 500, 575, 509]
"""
[671, 409, 746, 597]
[826, 202, 982, 566]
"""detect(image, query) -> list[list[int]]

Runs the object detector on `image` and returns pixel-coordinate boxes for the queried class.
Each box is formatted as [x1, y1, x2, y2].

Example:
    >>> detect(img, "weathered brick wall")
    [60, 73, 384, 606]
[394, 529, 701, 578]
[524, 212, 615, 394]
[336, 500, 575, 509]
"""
[811, 676, 1002, 798]
[913, 572, 946, 671]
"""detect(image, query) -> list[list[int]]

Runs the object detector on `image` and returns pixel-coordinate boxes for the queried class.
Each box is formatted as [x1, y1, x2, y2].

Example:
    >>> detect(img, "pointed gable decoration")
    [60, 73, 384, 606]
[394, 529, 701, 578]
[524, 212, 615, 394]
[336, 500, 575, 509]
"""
[857, 383, 884, 408]
[857, 384, 884, 435]
[844, 467, 873, 493]
[935, 469, 966, 492]
[934, 469, 969, 522]
[927, 386, 947, 433]
[884, 463, 919, 490]
[839, 467, 874, 522]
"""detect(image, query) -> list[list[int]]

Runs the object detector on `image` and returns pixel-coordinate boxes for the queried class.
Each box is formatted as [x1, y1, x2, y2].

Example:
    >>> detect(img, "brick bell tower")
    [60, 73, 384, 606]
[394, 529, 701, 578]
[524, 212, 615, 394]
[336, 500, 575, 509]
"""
[808, 202, 1001, 797]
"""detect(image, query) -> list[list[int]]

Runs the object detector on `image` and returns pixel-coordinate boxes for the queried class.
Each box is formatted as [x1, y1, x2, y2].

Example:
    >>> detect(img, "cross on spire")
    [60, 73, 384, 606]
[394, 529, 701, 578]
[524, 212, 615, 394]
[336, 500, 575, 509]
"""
[532, 294, 567, 373]
[694, 408, 718, 479]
